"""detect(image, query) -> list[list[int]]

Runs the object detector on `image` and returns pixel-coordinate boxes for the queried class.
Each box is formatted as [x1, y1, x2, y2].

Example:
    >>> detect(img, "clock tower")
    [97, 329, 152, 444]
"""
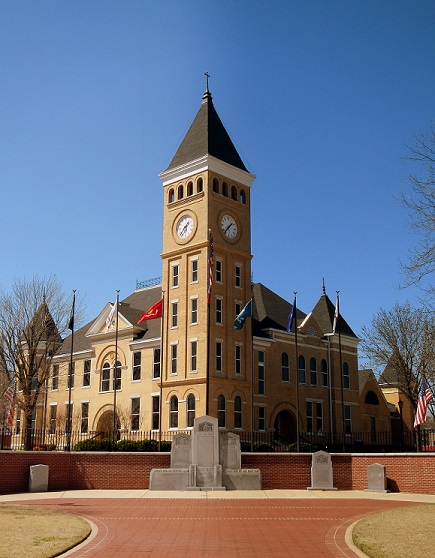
[158, 84, 255, 430]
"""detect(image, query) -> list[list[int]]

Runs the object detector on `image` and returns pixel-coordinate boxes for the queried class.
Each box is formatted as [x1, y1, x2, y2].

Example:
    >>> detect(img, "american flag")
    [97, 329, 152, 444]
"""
[4, 377, 16, 428]
[414, 379, 433, 428]
[207, 231, 214, 306]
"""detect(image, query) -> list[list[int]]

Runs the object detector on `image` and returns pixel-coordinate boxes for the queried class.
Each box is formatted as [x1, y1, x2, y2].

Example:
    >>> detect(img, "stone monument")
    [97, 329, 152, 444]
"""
[307, 450, 337, 490]
[29, 464, 49, 492]
[366, 462, 389, 493]
[149, 415, 261, 490]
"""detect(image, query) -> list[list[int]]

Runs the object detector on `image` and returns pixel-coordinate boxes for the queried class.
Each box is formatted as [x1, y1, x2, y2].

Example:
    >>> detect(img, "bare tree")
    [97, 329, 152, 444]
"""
[401, 125, 435, 298]
[0, 276, 77, 449]
[360, 302, 435, 416]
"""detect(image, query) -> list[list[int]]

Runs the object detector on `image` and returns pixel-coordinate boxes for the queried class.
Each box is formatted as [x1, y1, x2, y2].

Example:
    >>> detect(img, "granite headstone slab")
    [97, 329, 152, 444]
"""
[170, 433, 192, 469]
[220, 432, 241, 469]
[366, 463, 389, 492]
[308, 451, 337, 490]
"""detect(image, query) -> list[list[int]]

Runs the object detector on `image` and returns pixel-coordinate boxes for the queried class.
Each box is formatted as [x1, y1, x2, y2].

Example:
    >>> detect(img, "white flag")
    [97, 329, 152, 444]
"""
[105, 301, 117, 333]
[332, 295, 339, 334]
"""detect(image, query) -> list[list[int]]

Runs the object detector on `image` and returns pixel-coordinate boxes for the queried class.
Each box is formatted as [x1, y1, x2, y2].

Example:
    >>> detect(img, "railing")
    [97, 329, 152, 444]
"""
[0, 427, 432, 453]
[136, 277, 162, 290]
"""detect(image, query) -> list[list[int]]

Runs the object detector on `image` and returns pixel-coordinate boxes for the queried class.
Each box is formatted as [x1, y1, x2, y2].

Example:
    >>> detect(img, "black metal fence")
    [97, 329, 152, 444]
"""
[1, 427, 433, 453]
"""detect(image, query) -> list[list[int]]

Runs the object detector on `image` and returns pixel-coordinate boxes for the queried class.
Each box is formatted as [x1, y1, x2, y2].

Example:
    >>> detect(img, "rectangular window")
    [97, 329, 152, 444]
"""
[235, 344, 242, 375]
[259, 407, 265, 431]
[64, 403, 73, 433]
[83, 360, 91, 387]
[171, 302, 178, 328]
[216, 298, 223, 324]
[153, 348, 161, 379]
[152, 396, 160, 430]
[191, 297, 198, 324]
[258, 351, 265, 395]
[190, 341, 197, 373]
[67, 362, 75, 390]
[235, 302, 241, 318]
[49, 405, 57, 435]
[191, 258, 198, 282]
[307, 402, 323, 432]
[171, 344, 177, 375]
[216, 259, 222, 283]
[15, 407, 21, 435]
[81, 402, 89, 434]
[235, 265, 241, 287]
[131, 397, 140, 431]
[133, 352, 141, 381]
[51, 365, 59, 390]
[344, 405, 352, 434]
[216, 341, 223, 372]
[172, 264, 179, 288]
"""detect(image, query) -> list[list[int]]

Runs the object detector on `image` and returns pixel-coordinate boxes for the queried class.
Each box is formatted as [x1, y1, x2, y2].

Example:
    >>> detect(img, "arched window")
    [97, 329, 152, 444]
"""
[310, 357, 317, 386]
[281, 352, 290, 382]
[213, 178, 219, 193]
[239, 190, 246, 204]
[222, 182, 228, 197]
[113, 360, 122, 391]
[231, 185, 237, 200]
[343, 362, 350, 389]
[234, 396, 242, 429]
[197, 177, 203, 193]
[177, 185, 183, 200]
[187, 181, 193, 196]
[187, 394, 195, 427]
[365, 391, 379, 405]
[101, 362, 110, 392]
[170, 395, 178, 428]
[168, 189, 174, 203]
[321, 359, 328, 387]
[298, 355, 306, 384]
[217, 394, 226, 427]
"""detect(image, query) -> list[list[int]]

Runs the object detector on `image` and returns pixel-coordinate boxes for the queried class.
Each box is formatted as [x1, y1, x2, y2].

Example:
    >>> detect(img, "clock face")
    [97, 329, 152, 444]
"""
[221, 214, 238, 239]
[176, 214, 194, 239]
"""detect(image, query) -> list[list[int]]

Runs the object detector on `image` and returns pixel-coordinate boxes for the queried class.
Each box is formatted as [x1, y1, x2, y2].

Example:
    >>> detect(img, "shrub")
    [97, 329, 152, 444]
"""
[74, 438, 115, 452]
[240, 441, 252, 452]
[253, 442, 275, 453]
[116, 440, 141, 452]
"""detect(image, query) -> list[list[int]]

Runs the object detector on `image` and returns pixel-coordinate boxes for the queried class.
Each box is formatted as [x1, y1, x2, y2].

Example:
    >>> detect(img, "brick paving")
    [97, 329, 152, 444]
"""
[10, 496, 416, 557]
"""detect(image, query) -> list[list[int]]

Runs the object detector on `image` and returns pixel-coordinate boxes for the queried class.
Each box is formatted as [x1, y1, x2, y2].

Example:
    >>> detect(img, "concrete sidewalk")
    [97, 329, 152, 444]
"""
[1, 488, 434, 502]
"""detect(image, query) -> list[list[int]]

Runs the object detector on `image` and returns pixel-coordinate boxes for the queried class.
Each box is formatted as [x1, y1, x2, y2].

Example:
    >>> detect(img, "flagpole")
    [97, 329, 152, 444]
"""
[66, 290, 76, 452]
[293, 293, 300, 453]
[112, 291, 120, 448]
[336, 291, 345, 452]
[158, 293, 165, 452]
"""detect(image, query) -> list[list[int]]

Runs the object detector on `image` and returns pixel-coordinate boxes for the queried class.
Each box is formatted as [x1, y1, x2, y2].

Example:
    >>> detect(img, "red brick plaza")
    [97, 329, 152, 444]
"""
[1, 491, 429, 558]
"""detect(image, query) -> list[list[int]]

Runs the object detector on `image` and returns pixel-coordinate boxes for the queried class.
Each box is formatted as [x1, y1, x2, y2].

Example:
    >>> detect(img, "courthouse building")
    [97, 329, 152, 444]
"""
[15, 85, 392, 443]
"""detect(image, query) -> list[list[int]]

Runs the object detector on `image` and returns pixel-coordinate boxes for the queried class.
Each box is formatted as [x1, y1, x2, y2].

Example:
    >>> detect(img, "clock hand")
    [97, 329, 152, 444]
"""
[225, 223, 233, 234]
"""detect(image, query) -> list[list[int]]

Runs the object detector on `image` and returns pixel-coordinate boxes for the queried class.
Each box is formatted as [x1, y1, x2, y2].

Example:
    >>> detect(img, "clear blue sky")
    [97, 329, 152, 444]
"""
[1, 1, 434, 344]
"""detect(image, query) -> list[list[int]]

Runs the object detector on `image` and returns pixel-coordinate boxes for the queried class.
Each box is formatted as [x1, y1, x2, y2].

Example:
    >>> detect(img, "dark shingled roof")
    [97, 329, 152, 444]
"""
[311, 291, 357, 338]
[164, 89, 248, 172]
[252, 283, 306, 335]
[57, 286, 162, 357]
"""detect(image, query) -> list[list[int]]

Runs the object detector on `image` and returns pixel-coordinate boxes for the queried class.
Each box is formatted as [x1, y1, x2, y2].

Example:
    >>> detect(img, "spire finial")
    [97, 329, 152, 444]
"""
[322, 277, 326, 295]
[205, 71, 210, 92]
[202, 71, 212, 103]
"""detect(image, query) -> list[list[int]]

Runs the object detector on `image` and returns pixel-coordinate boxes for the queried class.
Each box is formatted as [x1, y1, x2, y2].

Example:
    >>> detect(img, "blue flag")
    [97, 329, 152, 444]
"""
[234, 299, 252, 330]
[287, 298, 296, 333]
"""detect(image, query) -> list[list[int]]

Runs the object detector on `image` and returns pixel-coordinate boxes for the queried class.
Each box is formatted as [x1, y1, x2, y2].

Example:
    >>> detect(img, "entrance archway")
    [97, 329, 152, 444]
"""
[274, 410, 296, 445]
[95, 409, 121, 440]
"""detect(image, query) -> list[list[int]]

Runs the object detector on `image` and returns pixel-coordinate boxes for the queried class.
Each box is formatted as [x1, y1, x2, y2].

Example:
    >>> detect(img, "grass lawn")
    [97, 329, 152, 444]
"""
[353, 504, 435, 558]
[0, 504, 91, 558]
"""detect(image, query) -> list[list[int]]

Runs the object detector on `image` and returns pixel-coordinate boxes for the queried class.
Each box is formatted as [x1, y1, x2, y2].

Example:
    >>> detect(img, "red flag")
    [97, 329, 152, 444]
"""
[137, 299, 163, 324]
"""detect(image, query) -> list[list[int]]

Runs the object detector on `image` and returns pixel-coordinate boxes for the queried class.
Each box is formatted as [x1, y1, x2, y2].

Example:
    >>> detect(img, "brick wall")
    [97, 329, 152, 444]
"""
[0, 452, 433, 495]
